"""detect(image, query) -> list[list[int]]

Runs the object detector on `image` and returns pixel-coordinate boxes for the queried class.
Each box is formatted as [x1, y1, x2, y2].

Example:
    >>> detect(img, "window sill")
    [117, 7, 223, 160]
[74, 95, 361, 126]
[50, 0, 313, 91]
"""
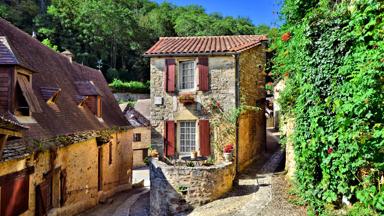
[15, 116, 37, 124]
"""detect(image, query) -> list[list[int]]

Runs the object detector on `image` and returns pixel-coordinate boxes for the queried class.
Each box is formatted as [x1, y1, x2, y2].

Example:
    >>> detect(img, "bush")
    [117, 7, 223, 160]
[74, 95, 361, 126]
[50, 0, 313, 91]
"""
[109, 79, 150, 93]
[273, 0, 384, 214]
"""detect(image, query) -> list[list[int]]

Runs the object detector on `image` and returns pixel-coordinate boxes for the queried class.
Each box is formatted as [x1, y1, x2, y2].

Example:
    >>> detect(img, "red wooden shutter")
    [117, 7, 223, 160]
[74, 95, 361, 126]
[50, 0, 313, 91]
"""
[199, 120, 211, 156]
[198, 57, 209, 91]
[164, 59, 176, 93]
[164, 120, 176, 156]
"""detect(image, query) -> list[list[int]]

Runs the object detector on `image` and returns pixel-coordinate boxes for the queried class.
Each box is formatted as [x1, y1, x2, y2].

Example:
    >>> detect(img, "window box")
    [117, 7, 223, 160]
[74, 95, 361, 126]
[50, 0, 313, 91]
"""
[178, 94, 195, 104]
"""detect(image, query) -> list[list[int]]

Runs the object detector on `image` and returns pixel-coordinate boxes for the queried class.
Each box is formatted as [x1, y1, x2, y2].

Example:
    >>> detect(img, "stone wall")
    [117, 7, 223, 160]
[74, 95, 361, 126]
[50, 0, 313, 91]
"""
[150, 56, 236, 156]
[0, 129, 133, 216]
[238, 45, 267, 171]
[149, 158, 235, 216]
[113, 92, 150, 101]
[283, 118, 296, 180]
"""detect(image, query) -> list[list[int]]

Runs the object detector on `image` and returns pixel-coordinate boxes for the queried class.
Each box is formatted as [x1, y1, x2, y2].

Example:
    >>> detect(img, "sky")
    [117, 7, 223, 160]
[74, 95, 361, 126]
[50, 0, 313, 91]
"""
[153, 0, 281, 27]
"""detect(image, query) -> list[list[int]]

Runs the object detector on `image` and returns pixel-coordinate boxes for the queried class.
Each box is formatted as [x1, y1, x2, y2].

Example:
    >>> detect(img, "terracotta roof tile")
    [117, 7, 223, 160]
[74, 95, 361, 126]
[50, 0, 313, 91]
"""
[145, 35, 268, 56]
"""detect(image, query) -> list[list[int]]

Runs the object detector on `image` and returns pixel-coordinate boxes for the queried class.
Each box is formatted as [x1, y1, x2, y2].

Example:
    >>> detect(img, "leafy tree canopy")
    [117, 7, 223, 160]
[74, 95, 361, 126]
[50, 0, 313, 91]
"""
[0, 0, 274, 82]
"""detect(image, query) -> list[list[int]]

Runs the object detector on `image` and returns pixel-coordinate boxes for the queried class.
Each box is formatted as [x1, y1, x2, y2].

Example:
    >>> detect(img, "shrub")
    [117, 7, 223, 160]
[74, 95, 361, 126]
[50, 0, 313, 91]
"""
[109, 79, 150, 93]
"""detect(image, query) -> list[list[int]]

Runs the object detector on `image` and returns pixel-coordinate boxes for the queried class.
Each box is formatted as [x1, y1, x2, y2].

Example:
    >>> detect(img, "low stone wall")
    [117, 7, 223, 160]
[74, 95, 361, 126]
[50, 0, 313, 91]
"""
[114, 92, 150, 101]
[149, 158, 235, 216]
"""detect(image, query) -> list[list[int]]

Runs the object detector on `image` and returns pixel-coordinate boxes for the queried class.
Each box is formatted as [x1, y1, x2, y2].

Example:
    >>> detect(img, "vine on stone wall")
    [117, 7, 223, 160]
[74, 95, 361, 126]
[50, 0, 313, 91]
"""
[272, 0, 384, 214]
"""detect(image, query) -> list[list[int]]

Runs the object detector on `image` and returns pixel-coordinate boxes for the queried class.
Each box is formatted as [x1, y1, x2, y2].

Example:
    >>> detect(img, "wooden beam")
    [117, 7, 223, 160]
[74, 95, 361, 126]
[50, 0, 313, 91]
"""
[0, 128, 22, 137]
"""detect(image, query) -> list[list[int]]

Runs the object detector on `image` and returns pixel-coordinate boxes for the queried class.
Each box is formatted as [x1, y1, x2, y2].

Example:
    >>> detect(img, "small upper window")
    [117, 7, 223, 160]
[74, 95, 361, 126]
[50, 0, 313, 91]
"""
[133, 133, 141, 142]
[179, 61, 195, 90]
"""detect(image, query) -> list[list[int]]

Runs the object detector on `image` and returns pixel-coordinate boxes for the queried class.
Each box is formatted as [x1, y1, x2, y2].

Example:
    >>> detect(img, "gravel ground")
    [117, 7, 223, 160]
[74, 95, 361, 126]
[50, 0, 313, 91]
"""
[258, 174, 307, 216]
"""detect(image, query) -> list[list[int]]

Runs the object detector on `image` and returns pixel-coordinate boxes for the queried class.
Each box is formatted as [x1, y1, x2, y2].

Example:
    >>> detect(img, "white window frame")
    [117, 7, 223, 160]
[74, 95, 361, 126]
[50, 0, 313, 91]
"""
[177, 120, 199, 155]
[178, 61, 196, 91]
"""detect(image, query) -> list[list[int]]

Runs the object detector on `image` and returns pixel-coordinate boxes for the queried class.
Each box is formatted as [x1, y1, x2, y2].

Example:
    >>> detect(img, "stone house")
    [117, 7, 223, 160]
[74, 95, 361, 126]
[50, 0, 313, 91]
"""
[123, 102, 151, 168]
[145, 35, 268, 172]
[0, 19, 133, 216]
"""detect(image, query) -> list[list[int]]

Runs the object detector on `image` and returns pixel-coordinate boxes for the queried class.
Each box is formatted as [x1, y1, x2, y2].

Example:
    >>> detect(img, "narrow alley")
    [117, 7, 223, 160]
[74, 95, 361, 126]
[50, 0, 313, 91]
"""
[78, 128, 305, 216]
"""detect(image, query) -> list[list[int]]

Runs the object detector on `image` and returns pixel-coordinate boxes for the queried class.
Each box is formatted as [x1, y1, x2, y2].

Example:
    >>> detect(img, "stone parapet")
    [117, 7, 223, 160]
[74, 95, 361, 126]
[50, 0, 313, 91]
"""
[149, 158, 235, 216]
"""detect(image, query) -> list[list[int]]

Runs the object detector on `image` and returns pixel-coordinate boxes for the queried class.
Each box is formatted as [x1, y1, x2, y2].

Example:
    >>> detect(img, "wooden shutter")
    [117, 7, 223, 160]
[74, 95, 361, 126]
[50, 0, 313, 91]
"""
[199, 120, 211, 156]
[164, 59, 176, 93]
[1, 174, 30, 216]
[164, 120, 175, 156]
[36, 178, 52, 216]
[198, 57, 209, 91]
[17, 74, 42, 113]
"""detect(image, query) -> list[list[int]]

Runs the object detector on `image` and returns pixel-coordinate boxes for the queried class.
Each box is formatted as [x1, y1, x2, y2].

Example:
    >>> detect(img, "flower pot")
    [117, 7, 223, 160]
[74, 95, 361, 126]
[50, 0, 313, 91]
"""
[223, 152, 232, 162]
[191, 151, 197, 159]
[178, 94, 195, 104]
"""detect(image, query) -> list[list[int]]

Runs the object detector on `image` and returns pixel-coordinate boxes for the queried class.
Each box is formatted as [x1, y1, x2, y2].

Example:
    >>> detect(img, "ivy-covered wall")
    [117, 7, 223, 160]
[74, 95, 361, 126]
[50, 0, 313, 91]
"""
[273, 0, 383, 214]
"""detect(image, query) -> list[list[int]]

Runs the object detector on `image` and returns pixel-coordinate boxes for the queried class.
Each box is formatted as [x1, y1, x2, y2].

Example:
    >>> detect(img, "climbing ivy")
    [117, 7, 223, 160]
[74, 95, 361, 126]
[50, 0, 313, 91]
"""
[272, 0, 384, 214]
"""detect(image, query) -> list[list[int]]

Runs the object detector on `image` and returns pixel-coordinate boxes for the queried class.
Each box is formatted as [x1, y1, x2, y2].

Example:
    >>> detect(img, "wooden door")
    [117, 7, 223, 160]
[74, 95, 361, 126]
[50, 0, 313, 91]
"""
[1, 174, 30, 216]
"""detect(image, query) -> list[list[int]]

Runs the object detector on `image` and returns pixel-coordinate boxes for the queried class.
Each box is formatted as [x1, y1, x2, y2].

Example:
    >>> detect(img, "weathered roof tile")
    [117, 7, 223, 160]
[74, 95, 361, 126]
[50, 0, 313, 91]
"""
[144, 35, 268, 56]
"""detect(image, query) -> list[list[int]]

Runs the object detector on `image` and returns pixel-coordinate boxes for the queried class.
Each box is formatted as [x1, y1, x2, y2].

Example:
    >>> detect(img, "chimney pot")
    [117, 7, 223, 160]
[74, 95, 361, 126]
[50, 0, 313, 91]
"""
[61, 50, 73, 63]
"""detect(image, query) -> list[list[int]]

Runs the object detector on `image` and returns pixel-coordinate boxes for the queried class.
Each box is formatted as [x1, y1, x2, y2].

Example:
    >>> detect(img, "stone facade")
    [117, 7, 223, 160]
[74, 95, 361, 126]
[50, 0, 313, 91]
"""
[238, 45, 267, 172]
[149, 158, 235, 216]
[132, 126, 151, 167]
[0, 130, 133, 216]
[150, 56, 236, 156]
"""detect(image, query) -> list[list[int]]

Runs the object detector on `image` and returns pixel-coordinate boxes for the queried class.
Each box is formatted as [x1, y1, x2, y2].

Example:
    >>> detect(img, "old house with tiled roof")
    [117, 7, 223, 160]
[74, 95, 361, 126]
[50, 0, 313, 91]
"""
[145, 35, 268, 170]
[123, 104, 151, 168]
[145, 35, 268, 214]
[0, 18, 133, 216]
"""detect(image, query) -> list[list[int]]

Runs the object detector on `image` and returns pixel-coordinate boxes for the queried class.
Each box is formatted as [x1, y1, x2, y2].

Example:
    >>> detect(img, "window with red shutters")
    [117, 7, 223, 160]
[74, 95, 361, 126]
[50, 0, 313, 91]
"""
[198, 57, 209, 91]
[164, 59, 176, 93]
[199, 119, 211, 156]
[164, 120, 175, 156]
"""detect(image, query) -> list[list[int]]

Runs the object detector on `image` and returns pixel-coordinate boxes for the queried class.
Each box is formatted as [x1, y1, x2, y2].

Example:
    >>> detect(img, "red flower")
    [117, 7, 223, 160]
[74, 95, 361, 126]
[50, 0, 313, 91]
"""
[224, 144, 234, 153]
[281, 32, 291, 42]
[216, 101, 221, 108]
[327, 147, 333, 154]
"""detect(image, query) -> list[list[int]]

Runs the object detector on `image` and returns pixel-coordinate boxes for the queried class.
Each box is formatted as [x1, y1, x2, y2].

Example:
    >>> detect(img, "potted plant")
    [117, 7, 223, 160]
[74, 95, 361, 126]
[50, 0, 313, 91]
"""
[178, 93, 195, 104]
[223, 144, 233, 162]
[190, 150, 197, 159]
[149, 148, 159, 157]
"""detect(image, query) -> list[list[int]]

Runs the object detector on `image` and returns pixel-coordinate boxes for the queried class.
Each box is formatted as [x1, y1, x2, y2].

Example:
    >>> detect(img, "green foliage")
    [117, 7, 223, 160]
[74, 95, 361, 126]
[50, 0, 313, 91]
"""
[273, 0, 384, 214]
[41, 38, 58, 51]
[1, 0, 274, 83]
[109, 79, 150, 93]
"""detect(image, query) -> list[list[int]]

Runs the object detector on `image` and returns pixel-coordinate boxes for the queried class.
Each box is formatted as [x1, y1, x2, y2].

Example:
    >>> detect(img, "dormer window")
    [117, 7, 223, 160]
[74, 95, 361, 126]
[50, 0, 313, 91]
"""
[40, 87, 61, 104]
[15, 73, 42, 116]
[75, 81, 102, 118]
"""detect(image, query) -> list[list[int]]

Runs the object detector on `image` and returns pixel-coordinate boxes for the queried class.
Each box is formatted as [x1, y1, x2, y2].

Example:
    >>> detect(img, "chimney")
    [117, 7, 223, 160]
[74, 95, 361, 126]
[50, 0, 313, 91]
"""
[61, 50, 74, 63]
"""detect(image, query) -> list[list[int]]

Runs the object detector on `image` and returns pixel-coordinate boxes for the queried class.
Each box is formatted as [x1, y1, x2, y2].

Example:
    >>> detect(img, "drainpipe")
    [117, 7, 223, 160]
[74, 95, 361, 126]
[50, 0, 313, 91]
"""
[234, 54, 240, 179]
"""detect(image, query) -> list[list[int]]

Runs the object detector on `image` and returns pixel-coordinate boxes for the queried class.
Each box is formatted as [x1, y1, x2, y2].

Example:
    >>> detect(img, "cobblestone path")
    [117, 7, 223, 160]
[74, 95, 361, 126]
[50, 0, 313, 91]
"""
[189, 130, 306, 216]
[77, 187, 149, 216]
[78, 129, 305, 216]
